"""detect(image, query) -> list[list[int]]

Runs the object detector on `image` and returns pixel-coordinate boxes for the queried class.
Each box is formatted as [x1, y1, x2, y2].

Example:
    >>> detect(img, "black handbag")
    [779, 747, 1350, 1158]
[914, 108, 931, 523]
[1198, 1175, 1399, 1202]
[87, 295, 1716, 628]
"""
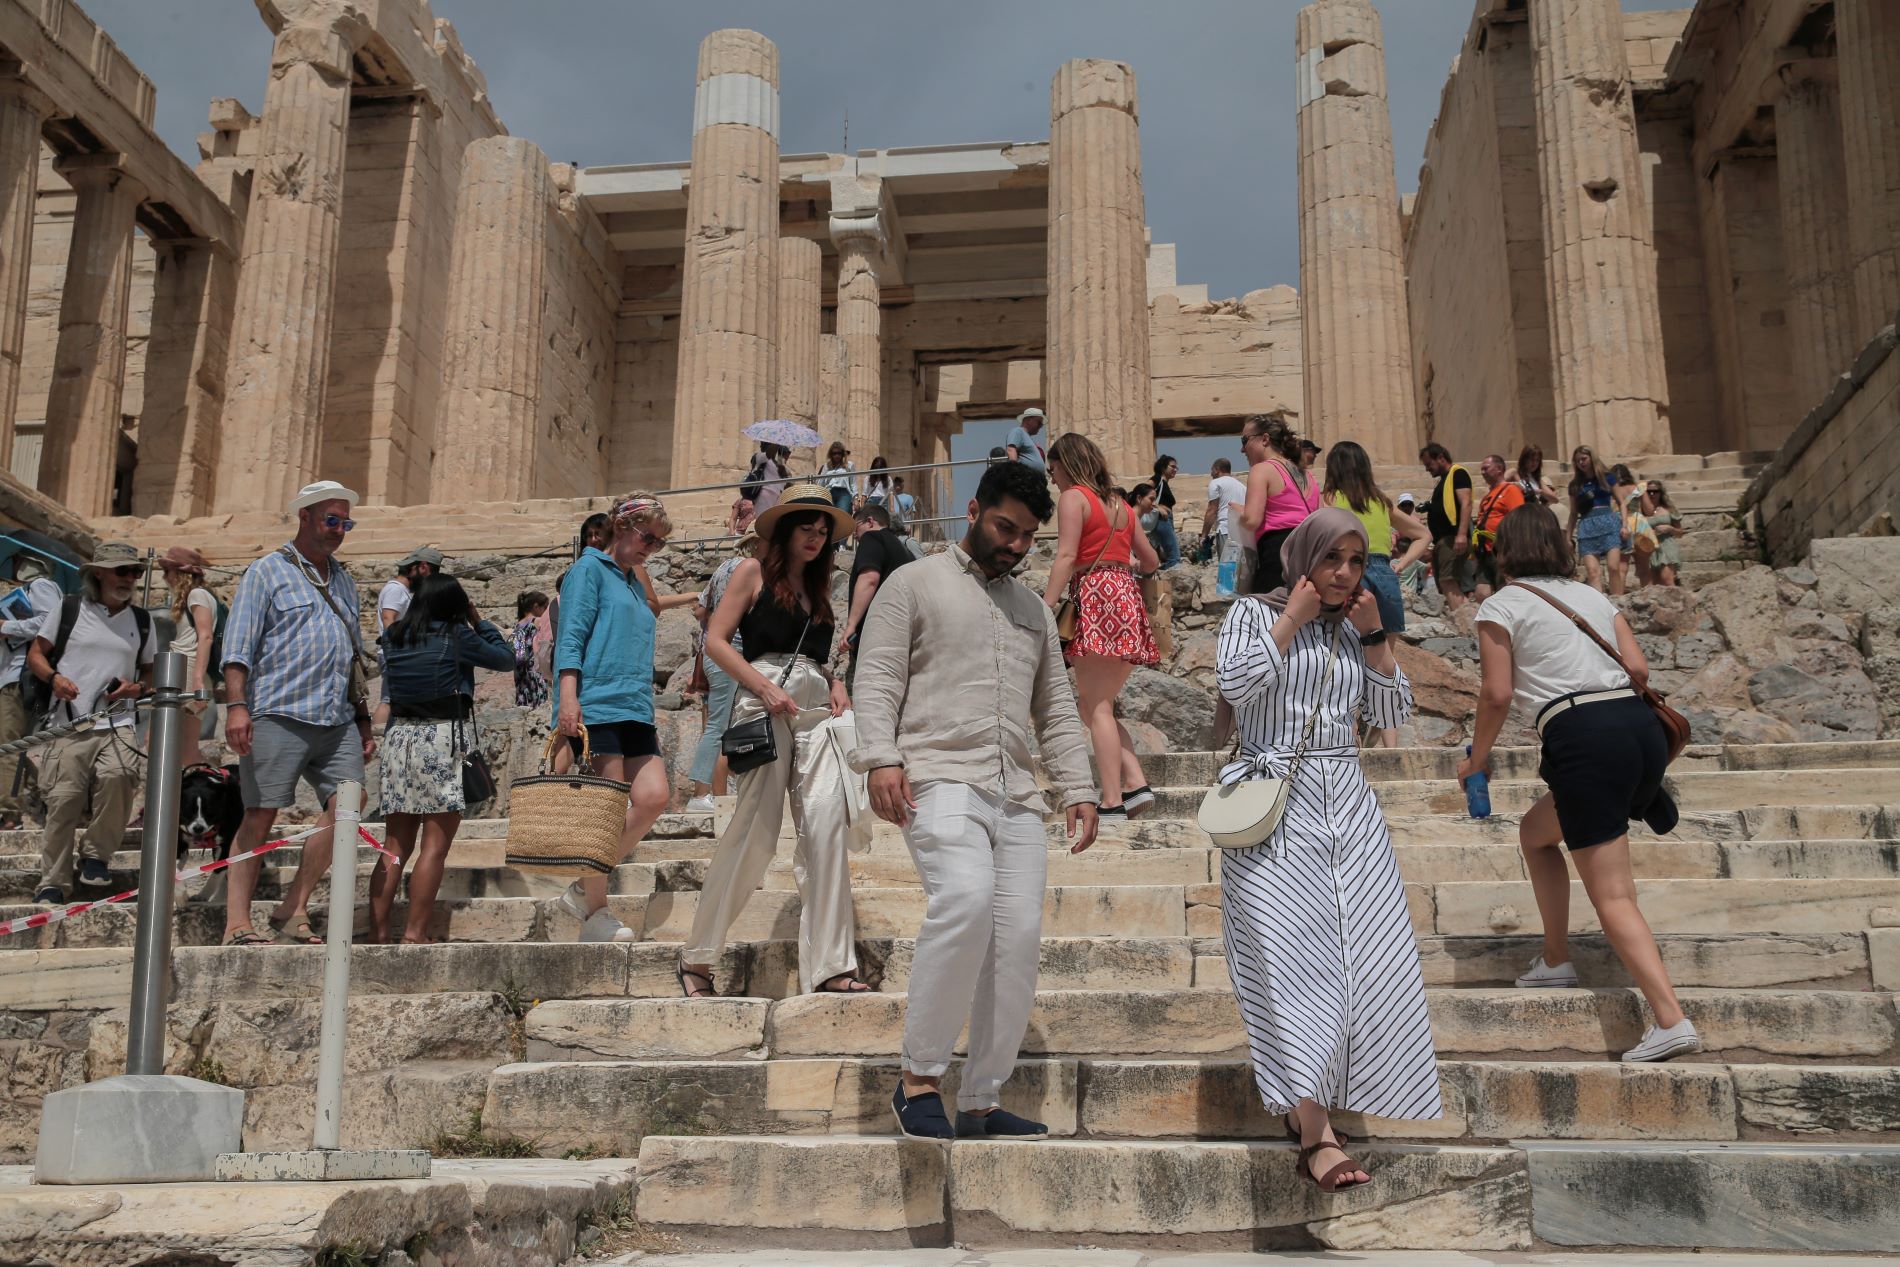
[446, 632, 497, 805]
[720, 610, 813, 776]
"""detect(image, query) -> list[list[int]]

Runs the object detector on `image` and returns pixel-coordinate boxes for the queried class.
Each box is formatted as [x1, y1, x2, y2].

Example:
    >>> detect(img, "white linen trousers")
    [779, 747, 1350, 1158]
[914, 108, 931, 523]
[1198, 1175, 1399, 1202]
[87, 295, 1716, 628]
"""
[900, 779, 1048, 1111]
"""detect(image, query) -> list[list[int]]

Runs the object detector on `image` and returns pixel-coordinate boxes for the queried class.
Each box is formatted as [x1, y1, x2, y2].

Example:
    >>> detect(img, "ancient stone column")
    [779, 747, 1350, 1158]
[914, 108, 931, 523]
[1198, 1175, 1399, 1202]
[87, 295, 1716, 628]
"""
[1294, 0, 1418, 463]
[37, 155, 144, 517]
[775, 236, 821, 428]
[134, 238, 238, 519]
[0, 68, 52, 467]
[1047, 58, 1152, 474]
[432, 136, 554, 503]
[1836, 0, 1900, 346]
[1528, 0, 1673, 457]
[1776, 62, 1858, 409]
[672, 29, 779, 484]
[217, 18, 356, 512]
[831, 221, 882, 460]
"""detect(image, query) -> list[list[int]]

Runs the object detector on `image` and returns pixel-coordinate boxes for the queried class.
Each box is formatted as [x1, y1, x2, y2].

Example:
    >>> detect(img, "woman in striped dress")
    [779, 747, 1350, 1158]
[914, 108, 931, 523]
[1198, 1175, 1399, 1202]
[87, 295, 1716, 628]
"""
[1214, 506, 1443, 1190]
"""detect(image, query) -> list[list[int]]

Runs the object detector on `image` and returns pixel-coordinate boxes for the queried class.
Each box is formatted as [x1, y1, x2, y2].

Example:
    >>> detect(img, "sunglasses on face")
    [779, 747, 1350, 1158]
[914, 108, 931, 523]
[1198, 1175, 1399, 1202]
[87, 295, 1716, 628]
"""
[632, 527, 668, 551]
[322, 515, 355, 531]
[110, 565, 144, 579]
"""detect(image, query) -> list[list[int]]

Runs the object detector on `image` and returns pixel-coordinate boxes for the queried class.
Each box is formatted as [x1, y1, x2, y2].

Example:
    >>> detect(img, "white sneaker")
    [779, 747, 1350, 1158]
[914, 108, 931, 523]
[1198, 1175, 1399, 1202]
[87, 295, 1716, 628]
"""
[1621, 1018, 1701, 1063]
[685, 795, 716, 813]
[1514, 955, 1579, 989]
[580, 908, 637, 944]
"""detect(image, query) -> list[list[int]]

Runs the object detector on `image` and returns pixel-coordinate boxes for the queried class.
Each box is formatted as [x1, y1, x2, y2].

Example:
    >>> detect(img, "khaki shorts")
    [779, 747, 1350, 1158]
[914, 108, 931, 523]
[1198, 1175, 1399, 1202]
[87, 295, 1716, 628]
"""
[1431, 537, 1477, 594]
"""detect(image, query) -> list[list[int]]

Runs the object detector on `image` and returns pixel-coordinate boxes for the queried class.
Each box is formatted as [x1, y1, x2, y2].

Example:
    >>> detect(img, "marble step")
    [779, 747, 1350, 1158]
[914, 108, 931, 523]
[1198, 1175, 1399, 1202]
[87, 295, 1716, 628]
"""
[521, 987, 1900, 1064]
[480, 1055, 1900, 1153]
[8, 927, 1888, 1013]
[10, 873, 1898, 950]
[625, 1135, 1900, 1252]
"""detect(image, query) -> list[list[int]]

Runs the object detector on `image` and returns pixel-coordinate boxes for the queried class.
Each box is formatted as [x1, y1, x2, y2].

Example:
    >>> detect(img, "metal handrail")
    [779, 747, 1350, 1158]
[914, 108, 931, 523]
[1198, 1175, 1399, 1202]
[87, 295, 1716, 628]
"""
[653, 454, 1002, 500]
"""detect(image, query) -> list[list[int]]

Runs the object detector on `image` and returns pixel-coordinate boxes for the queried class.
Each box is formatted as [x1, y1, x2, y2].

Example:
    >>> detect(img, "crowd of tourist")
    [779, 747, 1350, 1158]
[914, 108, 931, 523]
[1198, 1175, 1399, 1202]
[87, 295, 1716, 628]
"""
[0, 407, 1710, 1188]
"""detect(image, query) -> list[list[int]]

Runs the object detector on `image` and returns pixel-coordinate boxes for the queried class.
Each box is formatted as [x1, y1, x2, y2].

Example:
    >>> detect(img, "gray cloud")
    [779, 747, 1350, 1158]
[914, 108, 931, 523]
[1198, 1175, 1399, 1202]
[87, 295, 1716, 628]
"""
[95, 0, 1688, 300]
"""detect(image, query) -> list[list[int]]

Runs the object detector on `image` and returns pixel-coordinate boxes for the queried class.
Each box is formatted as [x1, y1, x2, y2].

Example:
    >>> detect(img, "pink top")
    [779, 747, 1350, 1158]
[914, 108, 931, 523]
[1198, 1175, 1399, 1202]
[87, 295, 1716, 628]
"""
[1260, 460, 1320, 534]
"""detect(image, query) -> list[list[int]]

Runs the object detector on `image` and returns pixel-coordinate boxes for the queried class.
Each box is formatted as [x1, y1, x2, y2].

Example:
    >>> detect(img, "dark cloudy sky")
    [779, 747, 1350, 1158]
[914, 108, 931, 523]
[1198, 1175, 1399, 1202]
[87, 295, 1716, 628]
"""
[92, 0, 1688, 300]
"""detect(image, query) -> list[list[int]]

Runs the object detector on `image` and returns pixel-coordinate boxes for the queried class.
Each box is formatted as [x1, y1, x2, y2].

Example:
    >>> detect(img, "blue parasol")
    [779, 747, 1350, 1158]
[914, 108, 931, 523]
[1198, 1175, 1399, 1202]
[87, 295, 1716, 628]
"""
[742, 418, 826, 450]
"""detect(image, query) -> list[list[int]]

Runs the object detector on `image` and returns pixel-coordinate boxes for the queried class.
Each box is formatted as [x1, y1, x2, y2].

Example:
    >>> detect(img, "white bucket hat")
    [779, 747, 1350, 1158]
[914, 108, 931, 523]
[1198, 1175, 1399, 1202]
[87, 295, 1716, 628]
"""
[290, 480, 359, 514]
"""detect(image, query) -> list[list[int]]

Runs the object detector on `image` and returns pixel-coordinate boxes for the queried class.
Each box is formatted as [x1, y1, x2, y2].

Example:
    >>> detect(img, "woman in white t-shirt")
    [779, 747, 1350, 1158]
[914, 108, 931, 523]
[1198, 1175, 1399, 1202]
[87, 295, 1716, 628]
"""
[160, 546, 219, 767]
[1458, 505, 1696, 1064]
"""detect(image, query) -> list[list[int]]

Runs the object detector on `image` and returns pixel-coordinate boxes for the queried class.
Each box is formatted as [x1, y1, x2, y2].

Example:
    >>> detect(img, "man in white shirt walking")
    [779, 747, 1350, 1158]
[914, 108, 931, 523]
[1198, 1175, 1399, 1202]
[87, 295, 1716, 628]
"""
[852, 460, 1098, 1141]
[1204, 458, 1249, 596]
[24, 543, 155, 902]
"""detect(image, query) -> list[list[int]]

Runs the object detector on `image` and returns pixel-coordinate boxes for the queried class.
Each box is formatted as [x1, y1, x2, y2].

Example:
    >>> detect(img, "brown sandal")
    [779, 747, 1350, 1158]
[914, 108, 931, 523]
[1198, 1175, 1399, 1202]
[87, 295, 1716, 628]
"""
[677, 960, 716, 999]
[1286, 1113, 1367, 1191]
[817, 974, 872, 994]
[222, 929, 272, 947]
[268, 912, 323, 945]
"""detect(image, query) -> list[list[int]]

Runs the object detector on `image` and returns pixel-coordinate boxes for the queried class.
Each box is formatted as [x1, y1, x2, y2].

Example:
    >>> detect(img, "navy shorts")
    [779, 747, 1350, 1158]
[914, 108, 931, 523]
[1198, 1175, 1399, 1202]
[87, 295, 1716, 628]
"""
[1537, 694, 1667, 850]
[565, 719, 660, 760]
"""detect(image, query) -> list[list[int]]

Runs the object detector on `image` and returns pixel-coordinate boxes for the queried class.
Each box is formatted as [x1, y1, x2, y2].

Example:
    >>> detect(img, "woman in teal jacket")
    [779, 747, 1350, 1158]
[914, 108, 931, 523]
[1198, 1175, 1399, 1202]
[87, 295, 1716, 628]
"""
[552, 493, 674, 942]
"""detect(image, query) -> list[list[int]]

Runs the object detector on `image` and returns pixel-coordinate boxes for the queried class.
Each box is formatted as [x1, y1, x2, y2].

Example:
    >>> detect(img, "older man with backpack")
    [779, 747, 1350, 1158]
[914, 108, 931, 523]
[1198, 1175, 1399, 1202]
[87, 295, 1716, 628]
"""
[22, 543, 156, 903]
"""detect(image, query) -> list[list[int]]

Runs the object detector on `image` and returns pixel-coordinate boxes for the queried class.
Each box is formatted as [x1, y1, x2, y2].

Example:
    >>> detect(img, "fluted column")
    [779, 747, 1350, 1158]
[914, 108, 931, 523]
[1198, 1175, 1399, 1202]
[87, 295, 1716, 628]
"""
[1528, 0, 1672, 458]
[1776, 62, 1858, 409]
[134, 238, 237, 519]
[217, 19, 356, 512]
[1837, 0, 1900, 345]
[37, 155, 143, 517]
[1294, 0, 1418, 462]
[832, 224, 882, 459]
[1047, 58, 1152, 474]
[0, 68, 52, 467]
[672, 29, 779, 484]
[775, 236, 821, 428]
[432, 136, 553, 502]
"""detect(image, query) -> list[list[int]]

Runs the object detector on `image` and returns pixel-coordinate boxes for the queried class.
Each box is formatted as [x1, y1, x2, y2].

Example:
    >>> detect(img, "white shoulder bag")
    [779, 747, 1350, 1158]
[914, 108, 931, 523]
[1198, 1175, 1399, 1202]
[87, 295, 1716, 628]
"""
[1196, 621, 1341, 849]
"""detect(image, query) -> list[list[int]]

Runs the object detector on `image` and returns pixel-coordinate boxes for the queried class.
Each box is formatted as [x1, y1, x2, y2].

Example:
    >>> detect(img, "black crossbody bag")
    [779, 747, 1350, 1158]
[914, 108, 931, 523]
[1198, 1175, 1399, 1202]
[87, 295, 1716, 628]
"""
[720, 610, 813, 775]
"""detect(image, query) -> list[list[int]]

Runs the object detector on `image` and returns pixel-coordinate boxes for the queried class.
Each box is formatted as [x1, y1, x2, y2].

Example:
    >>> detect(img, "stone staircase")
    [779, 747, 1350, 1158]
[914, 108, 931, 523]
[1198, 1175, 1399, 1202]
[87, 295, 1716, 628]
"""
[3, 737, 1899, 1254]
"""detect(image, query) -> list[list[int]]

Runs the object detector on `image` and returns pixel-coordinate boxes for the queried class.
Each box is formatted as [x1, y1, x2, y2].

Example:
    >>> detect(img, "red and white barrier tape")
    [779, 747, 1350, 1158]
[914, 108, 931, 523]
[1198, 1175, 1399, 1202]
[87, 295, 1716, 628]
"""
[1, 823, 399, 939]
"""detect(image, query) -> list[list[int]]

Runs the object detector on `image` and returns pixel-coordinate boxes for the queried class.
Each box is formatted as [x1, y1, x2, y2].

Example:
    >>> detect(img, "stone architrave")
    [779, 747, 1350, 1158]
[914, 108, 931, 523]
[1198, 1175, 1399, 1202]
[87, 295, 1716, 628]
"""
[1527, 0, 1673, 458]
[432, 136, 555, 503]
[133, 239, 238, 519]
[1294, 0, 1419, 463]
[217, 18, 357, 512]
[1836, 0, 1900, 346]
[37, 155, 144, 518]
[672, 29, 780, 484]
[1047, 58, 1152, 475]
[775, 236, 821, 428]
[830, 176, 884, 461]
[1775, 62, 1858, 410]
[0, 68, 52, 467]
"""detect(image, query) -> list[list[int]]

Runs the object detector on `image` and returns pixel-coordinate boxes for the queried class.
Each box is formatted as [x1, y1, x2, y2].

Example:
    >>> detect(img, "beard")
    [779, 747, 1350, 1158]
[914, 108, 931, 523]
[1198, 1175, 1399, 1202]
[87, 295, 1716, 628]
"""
[965, 519, 1024, 578]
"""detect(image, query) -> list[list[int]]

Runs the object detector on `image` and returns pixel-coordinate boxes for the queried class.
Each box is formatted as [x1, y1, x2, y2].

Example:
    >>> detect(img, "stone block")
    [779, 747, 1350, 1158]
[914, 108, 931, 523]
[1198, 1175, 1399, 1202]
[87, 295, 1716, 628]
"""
[214, 1148, 430, 1181]
[1523, 1141, 1900, 1250]
[523, 997, 767, 1060]
[635, 1136, 948, 1235]
[1731, 1064, 1900, 1134]
[1459, 1060, 1735, 1140]
[36, 1074, 244, 1184]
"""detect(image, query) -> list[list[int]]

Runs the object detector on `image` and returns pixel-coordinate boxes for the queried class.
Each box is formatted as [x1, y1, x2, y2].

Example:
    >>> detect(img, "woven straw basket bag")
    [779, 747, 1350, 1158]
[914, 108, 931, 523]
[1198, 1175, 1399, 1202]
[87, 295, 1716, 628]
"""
[504, 727, 631, 876]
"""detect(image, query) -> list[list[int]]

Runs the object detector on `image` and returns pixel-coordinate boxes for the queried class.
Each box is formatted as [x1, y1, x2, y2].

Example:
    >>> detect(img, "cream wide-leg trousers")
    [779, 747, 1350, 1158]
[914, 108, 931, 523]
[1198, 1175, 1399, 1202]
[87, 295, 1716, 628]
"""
[683, 656, 858, 993]
[900, 780, 1048, 1112]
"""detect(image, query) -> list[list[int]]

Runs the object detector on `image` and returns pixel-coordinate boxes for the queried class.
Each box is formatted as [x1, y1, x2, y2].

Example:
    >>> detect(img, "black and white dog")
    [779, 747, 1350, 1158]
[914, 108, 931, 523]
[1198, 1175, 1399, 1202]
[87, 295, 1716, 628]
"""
[179, 764, 242, 904]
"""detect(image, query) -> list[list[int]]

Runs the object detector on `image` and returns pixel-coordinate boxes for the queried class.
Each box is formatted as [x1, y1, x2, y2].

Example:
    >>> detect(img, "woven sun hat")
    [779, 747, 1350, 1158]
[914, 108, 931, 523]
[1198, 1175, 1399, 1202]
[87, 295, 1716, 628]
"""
[84, 542, 143, 571]
[753, 482, 856, 542]
[157, 545, 207, 575]
[290, 480, 359, 513]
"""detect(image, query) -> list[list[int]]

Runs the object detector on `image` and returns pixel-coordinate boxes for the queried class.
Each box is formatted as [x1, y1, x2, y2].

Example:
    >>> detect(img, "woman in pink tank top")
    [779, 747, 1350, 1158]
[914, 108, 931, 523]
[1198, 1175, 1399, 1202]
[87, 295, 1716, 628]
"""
[1239, 414, 1320, 594]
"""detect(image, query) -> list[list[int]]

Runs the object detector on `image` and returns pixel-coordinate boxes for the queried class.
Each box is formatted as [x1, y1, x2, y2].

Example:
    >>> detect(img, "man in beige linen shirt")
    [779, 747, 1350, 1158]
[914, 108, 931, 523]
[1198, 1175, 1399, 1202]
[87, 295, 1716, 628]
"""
[852, 460, 1098, 1141]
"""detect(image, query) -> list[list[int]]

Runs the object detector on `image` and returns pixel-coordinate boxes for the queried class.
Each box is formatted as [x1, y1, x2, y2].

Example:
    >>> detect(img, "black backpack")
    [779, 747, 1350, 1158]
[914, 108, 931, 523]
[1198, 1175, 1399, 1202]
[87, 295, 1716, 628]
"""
[740, 456, 768, 502]
[19, 595, 152, 727]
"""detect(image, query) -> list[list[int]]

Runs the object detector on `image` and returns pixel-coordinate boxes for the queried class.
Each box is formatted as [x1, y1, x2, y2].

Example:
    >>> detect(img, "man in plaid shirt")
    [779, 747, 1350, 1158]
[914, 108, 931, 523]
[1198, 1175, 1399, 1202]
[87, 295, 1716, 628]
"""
[218, 480, 376, 947]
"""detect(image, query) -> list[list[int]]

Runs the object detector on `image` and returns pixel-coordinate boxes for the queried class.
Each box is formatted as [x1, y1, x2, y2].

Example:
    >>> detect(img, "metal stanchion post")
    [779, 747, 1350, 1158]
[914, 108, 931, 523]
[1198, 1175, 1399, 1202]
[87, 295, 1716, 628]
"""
[212, 779, 427, 1181]
[126, 651, 186, 1075]
[311, 780, 360, 1151]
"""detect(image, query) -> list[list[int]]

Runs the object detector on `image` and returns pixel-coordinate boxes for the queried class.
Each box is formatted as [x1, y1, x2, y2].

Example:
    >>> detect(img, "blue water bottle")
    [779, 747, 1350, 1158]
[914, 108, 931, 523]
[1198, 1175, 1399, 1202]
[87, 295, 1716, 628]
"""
[1463, 745, 1492, 819]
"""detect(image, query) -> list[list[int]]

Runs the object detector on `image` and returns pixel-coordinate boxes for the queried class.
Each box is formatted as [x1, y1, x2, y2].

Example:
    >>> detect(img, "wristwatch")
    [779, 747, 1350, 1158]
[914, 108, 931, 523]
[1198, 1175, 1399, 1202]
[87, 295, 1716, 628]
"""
[1358, 629, 1388, 647]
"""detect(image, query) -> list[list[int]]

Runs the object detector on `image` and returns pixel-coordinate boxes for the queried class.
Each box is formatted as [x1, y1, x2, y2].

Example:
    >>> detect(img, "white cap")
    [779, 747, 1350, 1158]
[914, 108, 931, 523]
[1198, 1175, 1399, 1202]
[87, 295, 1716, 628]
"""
[1396, 490, 1417, 505]
[290, 480, 359, 513]
[1019, 407, 1045, 422]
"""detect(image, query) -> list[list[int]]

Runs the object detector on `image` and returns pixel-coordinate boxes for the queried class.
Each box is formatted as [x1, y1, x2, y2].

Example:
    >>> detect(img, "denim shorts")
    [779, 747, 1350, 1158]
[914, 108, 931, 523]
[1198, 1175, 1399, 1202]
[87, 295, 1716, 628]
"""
[1362, 554, 1406, 633]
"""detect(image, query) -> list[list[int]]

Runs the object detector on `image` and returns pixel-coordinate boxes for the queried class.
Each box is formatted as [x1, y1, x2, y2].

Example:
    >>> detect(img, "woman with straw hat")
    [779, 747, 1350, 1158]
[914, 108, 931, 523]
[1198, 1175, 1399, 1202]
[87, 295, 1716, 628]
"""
[680, 483, 867, 998]
[158, 545, 221, 769]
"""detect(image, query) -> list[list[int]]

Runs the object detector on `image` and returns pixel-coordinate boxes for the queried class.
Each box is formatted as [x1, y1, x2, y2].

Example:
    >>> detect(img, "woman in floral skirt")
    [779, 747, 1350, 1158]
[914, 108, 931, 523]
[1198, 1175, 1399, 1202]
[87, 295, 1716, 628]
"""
[1043, 433, 1161, 821]
[513, 590, 549, 708]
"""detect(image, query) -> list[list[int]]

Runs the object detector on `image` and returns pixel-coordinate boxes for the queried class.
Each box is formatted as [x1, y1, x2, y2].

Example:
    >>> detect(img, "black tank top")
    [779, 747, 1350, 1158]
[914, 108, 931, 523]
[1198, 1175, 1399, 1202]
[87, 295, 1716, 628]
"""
[739, 587, 833, 663]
